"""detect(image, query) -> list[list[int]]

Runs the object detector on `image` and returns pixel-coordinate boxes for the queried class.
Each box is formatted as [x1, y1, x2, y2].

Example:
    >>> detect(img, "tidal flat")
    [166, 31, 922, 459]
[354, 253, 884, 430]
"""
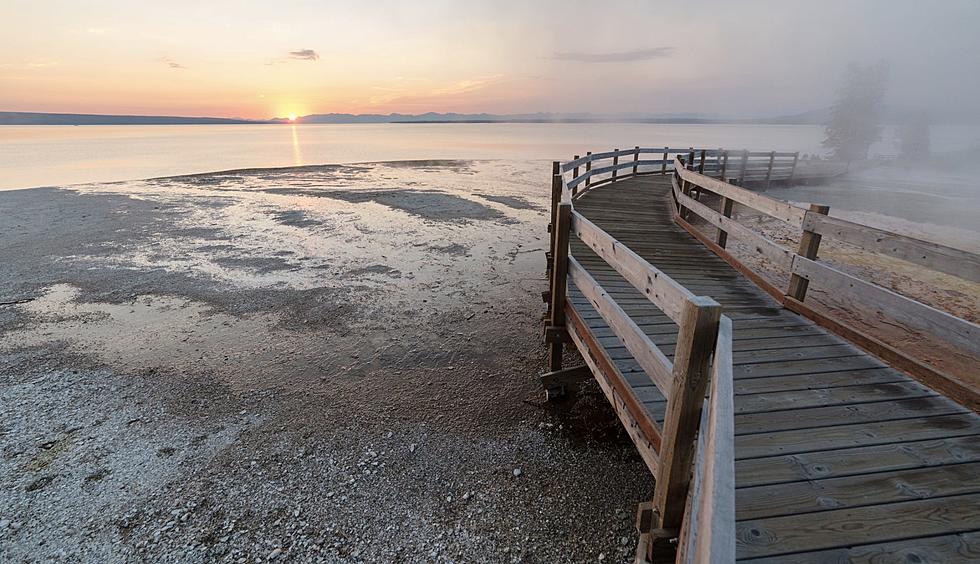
[0, 160, 650, 563]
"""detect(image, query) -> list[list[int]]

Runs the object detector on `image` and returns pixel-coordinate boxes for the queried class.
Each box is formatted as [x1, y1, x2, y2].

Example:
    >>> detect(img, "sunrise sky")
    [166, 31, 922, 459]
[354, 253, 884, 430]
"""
[2, 0, 979, 120]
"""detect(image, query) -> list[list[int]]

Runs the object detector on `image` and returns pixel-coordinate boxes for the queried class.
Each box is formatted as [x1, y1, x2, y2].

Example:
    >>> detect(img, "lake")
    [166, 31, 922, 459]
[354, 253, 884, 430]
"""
[3, 122, 978, 190]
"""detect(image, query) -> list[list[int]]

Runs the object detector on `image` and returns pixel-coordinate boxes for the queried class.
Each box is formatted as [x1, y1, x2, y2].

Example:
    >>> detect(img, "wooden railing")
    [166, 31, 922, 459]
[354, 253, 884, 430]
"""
[554, 147, 799, 203]
[545, 153, 735, 563]
[672, 156, 980, 410]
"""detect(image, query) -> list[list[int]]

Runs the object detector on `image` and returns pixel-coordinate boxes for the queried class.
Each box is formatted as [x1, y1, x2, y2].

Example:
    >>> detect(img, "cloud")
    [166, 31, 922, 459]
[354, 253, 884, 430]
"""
[162, 57, 186, 69]
[288, 49, 319, 61]
[552, 47, 674, 63]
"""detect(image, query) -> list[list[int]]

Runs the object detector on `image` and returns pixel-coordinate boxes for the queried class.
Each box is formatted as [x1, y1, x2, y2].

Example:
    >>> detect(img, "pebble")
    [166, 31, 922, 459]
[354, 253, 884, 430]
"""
[268, 547, 282, 560]
[512, 468, 522, 477]
[408, 443, 417, 453]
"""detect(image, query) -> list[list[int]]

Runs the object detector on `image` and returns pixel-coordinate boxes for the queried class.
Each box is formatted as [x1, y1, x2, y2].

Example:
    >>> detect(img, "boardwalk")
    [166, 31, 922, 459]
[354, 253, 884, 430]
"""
[543, 150, 980, 563]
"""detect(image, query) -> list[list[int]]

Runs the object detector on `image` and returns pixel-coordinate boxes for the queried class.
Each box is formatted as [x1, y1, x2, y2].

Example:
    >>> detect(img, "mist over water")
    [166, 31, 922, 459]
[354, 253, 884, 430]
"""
[3, 122, 979, 190]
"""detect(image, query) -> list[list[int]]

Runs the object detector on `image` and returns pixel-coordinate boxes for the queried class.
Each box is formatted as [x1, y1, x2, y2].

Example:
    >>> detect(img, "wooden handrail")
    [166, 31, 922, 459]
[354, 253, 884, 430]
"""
[570, 210, 696, 324]
[791, 256, 980, 357]
[677, 316, 735, 564]
[567, 256, 674, 396]
[802, 211, 980, 283]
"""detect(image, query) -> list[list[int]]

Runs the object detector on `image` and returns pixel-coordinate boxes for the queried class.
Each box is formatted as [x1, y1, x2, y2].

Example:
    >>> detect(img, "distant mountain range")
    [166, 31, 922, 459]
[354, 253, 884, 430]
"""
[2, 110, 817, 126]
[2, 107, 954, 126]
[0, 111, 263, 125]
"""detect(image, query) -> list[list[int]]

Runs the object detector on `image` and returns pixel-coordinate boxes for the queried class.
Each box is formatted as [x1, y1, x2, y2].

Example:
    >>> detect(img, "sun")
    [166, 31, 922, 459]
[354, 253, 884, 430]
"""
[288, 113, 298, 122]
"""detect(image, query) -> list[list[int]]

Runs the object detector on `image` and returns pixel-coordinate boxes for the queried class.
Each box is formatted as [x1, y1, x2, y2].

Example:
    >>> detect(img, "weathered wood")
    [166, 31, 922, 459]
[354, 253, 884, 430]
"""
[736, 460, 980, 521]
[564, 302, 662, 471]
[673, 185, 794, 270]
[716, 196, 734, 248]
[585, 151, 592, 188]
[791, 255, 980, 357]
[539, 364, 592, 399]
[570, 210, 695, 324]
[736, 492, 980, 559]
[662, 147, 669, 175]
[612, 149, 619, 181]
[787, 204, 830, 301]
[675, 158, 807, 226]
[567, 257, 674, 396]
[677, 316, 735, 564]
[633, 146, 640, 175]
[803, 211, 980, 283]
[547, 198, 571, 371]
[653, 296, 721, 531]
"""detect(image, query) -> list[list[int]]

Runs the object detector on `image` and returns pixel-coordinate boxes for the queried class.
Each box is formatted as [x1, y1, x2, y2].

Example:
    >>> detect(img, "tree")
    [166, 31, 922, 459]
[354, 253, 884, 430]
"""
[823, 62, 888, 162]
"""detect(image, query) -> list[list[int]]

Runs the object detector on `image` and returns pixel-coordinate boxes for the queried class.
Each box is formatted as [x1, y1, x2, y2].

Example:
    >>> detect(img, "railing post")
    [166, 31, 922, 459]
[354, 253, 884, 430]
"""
[661, 146, 669, 175]
[572, 155, 580, 185]
[788, 151, 799, 184]
[687, 148, 695, 171]
[716, 197, 734, 248]
[719, 150, 729, 181]
[787, 204, 830, 302]
[765, 150, 776, 189]
[612, 149, 620, 181]
[585, 151, 592, 189]
[715, 147, 723, 178]
[738, 150, 749, 185]
[650, 297, 721, 548]
[547, 196, 573, 371]
[547, 161, 560, 277]
[633, 146, 640, 176]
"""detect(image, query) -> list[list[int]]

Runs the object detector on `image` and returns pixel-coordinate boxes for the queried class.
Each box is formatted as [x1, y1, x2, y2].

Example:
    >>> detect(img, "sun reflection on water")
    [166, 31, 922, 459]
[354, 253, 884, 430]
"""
[290, 124, 303, 166]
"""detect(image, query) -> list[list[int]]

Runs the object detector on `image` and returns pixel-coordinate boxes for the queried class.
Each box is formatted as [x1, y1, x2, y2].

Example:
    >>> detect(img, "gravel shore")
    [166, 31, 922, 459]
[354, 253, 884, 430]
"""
[0, 161, 651, 563]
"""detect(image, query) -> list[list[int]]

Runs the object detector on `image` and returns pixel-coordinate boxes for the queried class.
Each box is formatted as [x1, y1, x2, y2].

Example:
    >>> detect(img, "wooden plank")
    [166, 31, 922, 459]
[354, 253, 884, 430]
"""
[791, 255, 980, 357]
[786, 204, 829, 301]
[547, 200, 571, 370]
[654, 296, 722, 529]
[742, 531, 980, 563]
[734, 395, 968, 435]
[678, 316, 736, 563]
[736, 461, 980, 521]
[570, 210, 695, 324]
[803, 210, 980, 283]
[733, 381, 934, 414]
[736, 434, 980, 488]
[736, 414, 980, 459]
[736, 355, 886, 379]
[733, 367, 907, 394]
[735, 492, 980, 559]
[675, 158, 807, 226]
[673, 187, 795, 271]
[564, 301, 662, 471]
[567, 257, 674, 396]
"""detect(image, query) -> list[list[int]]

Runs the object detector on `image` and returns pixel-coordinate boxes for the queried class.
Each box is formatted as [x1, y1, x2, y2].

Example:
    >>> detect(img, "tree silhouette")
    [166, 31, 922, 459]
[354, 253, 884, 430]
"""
[823, 62, 889, 162]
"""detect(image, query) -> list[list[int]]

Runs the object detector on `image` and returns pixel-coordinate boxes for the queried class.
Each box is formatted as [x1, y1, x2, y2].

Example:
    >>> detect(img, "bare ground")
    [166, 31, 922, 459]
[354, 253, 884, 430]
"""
[0, 161, 648, 563]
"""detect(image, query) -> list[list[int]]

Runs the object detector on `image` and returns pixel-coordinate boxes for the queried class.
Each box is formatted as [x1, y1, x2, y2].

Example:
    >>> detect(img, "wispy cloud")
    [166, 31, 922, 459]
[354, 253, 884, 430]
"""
[552, 47, 674, 63]
[288, 49, 319, 61]
[162, 57, 186, 69]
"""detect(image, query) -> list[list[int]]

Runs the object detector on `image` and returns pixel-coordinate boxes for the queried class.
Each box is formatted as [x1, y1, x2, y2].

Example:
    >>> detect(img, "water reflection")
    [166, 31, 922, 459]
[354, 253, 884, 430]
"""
[290, 124, 303, 166]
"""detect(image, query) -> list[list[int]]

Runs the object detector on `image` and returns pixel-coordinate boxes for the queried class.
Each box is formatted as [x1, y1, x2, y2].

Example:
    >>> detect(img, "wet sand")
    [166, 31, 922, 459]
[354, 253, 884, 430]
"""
[0, 161, 648, 563]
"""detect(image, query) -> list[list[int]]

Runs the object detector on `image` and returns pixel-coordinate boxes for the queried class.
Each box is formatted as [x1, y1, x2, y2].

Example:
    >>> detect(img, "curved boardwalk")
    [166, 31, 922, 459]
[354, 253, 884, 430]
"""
[568, 175, 980, 562]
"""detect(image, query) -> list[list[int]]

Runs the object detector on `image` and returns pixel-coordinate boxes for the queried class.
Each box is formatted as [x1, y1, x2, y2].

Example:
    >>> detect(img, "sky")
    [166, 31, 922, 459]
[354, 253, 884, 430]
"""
[1, 0, 979, 120]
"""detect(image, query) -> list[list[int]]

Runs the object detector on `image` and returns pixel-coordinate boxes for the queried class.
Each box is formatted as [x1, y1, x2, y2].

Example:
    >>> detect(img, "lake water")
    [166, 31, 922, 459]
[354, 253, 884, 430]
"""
[3, 122, 978, 190]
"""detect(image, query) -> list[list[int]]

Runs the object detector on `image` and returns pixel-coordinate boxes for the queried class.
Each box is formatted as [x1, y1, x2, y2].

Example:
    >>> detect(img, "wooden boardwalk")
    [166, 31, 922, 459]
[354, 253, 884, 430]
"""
[563, 174, 980, 561]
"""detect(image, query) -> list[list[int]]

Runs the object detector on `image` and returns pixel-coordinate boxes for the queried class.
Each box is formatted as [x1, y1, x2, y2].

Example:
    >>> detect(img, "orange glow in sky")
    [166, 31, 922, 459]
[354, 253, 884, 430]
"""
[1, 1, 978, 120]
